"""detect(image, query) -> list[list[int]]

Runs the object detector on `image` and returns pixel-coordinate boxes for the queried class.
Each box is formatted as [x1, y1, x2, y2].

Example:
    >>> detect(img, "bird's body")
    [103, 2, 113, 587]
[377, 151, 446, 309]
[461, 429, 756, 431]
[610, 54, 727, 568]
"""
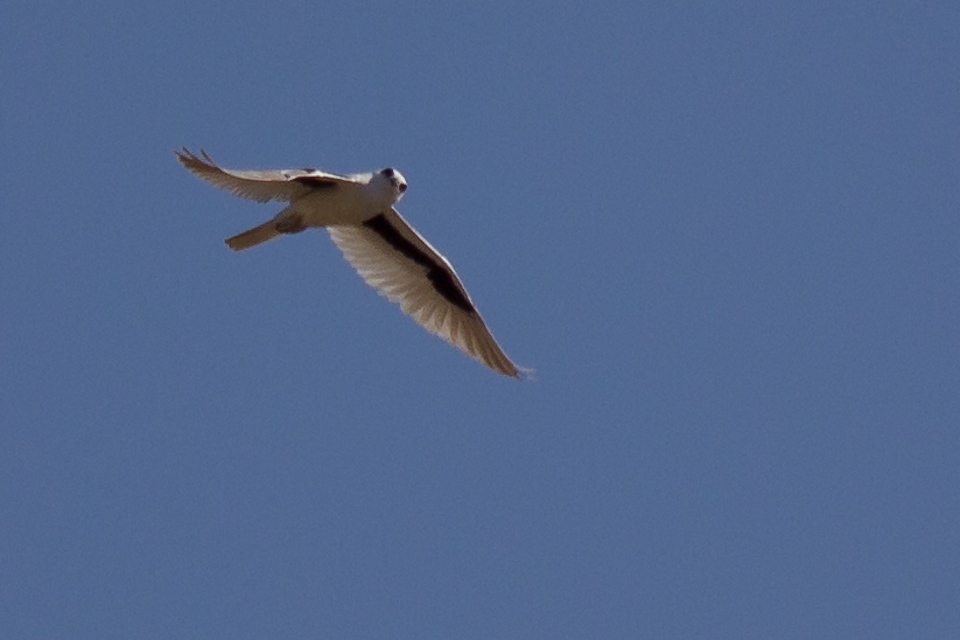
[272, 170, 398, 226]
[223, 170, 400, 250]
[175, 148, 527, 378]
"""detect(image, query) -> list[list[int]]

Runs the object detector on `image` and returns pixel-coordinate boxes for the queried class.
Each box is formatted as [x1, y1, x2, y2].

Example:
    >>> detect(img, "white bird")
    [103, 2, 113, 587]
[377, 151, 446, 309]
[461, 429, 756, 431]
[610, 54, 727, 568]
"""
[175, 148, 527, 378]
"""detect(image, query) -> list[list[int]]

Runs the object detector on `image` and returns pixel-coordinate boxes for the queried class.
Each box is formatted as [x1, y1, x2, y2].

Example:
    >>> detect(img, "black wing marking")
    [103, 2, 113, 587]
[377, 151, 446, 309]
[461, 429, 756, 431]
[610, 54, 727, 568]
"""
[362, 213, 475, 313]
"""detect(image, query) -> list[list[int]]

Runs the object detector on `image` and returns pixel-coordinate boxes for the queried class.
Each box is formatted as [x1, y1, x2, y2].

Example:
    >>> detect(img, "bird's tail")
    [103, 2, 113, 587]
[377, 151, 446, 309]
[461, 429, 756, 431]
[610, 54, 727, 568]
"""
[225, 221, 280, 251]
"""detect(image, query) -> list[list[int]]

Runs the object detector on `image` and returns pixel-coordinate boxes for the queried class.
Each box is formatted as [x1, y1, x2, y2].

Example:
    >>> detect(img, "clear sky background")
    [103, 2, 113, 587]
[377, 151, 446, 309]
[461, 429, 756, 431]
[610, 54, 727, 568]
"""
[2, 1, 958, 638]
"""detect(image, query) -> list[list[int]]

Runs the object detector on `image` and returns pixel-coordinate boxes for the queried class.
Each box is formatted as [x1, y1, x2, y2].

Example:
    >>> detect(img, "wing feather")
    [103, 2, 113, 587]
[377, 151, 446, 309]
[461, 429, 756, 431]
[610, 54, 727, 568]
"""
[328, 208, 523, 377]
[175, 147, 361, 203]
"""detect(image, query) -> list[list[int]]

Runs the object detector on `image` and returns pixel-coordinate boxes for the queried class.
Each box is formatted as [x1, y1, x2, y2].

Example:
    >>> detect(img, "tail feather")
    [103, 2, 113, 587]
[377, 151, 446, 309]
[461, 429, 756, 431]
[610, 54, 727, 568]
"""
[225, 221, 280, 251]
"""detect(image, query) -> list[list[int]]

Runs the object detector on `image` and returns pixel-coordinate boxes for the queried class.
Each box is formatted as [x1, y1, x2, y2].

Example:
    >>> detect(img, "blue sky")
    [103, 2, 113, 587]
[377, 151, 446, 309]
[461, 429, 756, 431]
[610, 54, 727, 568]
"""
[2, 1, 958, 638]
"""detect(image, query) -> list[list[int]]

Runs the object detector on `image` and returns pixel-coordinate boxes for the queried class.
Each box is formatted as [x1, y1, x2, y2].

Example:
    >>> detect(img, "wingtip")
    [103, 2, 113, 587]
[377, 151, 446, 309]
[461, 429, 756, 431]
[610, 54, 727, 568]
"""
[512, 365, 537, 381]
[174, 146, 213, 166]
[174, 146, 196, 166]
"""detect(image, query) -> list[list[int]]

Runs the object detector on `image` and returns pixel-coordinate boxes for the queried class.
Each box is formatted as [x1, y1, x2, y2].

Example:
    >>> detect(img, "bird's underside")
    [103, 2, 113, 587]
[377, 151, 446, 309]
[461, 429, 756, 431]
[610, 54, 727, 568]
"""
[175, 147, 528, 378]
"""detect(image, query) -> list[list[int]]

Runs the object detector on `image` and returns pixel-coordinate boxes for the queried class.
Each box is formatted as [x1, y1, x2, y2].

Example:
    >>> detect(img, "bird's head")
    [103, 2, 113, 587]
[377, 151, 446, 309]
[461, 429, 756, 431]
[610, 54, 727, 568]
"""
[377, 167, 408, 202]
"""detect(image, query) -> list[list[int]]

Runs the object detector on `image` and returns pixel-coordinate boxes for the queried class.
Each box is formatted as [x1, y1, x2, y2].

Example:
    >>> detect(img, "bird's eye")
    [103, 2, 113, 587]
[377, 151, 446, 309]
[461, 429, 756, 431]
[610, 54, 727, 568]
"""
[381, 168, 395, 177]
[398, 183, 407, 193]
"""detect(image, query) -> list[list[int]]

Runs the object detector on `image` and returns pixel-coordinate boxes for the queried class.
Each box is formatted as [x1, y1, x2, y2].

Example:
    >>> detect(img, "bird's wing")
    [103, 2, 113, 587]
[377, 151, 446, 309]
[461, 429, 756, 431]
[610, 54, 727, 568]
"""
[327, 207, 523, 377]
[175, 147, 362, 203]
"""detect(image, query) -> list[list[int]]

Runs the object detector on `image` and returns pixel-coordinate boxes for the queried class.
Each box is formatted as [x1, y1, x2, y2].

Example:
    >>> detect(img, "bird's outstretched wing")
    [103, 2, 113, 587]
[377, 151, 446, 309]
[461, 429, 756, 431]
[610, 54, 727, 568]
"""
[328, 208, 524, 377]
[175, 147, 362, 203]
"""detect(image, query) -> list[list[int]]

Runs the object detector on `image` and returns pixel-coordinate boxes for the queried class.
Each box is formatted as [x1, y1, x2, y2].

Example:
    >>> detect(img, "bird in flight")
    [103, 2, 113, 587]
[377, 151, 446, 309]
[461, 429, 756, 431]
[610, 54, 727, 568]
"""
[175, 148, 527, 378]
